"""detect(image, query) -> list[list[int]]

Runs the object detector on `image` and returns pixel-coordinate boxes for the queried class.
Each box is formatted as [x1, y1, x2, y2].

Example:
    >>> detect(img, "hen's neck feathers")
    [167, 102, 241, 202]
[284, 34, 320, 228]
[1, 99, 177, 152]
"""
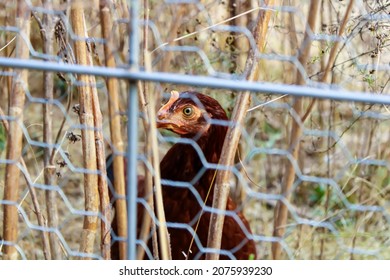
[196, 122, 228, 164]
[182, 92, 228, 164]
[160, 94, 228, 187]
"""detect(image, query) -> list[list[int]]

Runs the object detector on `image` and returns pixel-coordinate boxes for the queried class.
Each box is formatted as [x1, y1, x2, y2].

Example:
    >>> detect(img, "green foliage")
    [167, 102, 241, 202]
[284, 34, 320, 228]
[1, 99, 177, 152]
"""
[54, 75, 68, 95]
[308, 42, 334, 64]
[362, 71, 375, 88]
[374, 166, 390, 188]
[0, 124, 6, 152]
[262, 122, 282, 147]
[309, 184, 326, 205]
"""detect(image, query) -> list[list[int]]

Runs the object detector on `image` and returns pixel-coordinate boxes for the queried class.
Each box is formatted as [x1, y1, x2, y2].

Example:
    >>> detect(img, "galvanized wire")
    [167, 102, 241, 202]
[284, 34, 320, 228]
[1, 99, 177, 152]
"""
[0, 0, 389, 259]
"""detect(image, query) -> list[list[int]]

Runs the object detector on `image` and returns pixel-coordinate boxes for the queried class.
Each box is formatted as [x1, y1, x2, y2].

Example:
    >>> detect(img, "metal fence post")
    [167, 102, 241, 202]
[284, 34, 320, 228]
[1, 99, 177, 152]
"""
[126, 0, 140, 260]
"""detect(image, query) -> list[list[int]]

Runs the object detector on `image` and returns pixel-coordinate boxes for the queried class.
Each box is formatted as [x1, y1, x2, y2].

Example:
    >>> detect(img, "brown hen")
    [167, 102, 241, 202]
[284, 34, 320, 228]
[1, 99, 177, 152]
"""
[109, 91, 256, 260]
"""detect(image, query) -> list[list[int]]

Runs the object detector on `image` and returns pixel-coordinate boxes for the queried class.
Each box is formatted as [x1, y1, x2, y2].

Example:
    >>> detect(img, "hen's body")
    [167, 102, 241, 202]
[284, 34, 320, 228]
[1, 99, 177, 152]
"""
[160, 142, 256, 260]
[109, 91, 256, 260]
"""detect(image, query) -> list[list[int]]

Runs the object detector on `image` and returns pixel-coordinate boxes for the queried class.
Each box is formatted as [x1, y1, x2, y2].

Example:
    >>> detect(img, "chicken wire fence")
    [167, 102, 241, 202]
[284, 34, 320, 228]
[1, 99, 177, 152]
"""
[0, 0, 390, 260]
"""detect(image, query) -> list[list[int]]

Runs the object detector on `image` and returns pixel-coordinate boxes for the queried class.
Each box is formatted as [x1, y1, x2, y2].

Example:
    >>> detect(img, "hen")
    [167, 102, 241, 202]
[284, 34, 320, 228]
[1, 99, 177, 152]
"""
[108, 91, 256, 260]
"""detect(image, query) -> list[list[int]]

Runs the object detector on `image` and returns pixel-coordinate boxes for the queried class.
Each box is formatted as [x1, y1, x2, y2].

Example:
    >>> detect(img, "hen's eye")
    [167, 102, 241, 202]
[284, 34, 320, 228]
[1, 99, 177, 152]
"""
[182, 106, 194, 117]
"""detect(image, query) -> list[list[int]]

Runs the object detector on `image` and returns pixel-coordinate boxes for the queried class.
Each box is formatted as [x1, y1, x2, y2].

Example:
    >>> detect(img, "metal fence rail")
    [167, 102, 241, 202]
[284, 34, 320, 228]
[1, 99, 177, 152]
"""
[0, 0, 389, 260]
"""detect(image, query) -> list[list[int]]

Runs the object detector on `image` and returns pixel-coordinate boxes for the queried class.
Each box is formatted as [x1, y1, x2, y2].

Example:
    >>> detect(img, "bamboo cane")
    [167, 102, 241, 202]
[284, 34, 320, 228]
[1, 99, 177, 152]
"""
[70, 0, 99, 259]
[2, 0, 30, 260]
[99, 0, 127, 259]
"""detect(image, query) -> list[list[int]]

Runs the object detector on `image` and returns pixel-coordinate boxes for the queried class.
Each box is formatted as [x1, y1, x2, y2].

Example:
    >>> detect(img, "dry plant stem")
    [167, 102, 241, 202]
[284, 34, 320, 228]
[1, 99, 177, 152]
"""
[137, 0, 158, 260]
[99, 0, 127, 259]
[84, 9, 111, 260]
[137, 82, 155, 260]
[2, 0, 30, 260]
[0, 107, 51, 260]
[96, 140, 111, 259]
[285, 0, 299, 84]
[49, 85, 73, 163]
[350, 119, 374, 259]
[137, 50, 171, 259]
[272, 0, 320, 260]
[116, 0, 130, 58]
[230, 1, 250, 201]
[303, 0, 354, 259]
[5, 4, 16, 101]
[89, 57, 111, 259]
[71, 1, 99, 259]
[318, 0, 328, 260]
[206, 0, 275, 260]
[159, 6, 185, 73]
[49, 14, 75, 163]
[141, 1, 171, 258]
[302, 0, 355, 123]
[147, 86, 171, 260]
[20, 162, 51, 260]
[230, 0, 251, 72]
[41, 0, 61, 260]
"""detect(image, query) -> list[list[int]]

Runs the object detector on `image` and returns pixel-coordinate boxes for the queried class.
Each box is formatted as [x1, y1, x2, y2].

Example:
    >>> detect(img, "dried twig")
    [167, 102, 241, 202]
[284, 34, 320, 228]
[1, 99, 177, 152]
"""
[158, 6, 185, 73]
[50, 16, 75, 164]
[151, 6, 275, 54]
[272, 0, 355, 260]
[301, 0, 355, 123]
[116, 0, 130, 60]
[38, 0, 61, 260]
[206, 0, 275, 260]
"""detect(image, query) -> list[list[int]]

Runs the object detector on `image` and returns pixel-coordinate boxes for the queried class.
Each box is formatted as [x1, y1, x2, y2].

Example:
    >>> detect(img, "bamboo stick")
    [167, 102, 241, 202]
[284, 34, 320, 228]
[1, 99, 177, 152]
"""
[95, 140, 111, 259]
[88, 46, 111, 260]
[0, 107, 51, 260]
[78, 4, 112, 259]
[99, 0, 127, 259]
[2, 0, 30, 260]
[87, 38, 111, 259]
[70, 0, 99, 259]
[5, 2, 16, 101]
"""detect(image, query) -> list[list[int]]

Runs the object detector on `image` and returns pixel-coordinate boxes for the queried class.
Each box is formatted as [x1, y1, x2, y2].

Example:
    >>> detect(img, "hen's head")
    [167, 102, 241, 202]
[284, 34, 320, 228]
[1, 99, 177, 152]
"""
[157, 90, 228, 138]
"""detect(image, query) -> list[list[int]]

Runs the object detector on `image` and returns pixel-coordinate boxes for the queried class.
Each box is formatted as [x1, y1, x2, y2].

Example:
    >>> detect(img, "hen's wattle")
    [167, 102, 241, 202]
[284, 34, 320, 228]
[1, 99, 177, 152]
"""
[108, 91, 257, 260]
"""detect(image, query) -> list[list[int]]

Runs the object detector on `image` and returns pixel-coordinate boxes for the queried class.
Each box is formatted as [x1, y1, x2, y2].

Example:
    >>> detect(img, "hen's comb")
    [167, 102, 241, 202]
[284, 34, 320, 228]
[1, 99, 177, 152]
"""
[158, 90, 180, 115]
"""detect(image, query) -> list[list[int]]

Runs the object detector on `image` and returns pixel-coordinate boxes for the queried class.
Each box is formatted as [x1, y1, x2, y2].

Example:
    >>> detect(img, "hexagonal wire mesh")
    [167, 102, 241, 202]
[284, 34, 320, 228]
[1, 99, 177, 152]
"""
[0, 0, 389, 260]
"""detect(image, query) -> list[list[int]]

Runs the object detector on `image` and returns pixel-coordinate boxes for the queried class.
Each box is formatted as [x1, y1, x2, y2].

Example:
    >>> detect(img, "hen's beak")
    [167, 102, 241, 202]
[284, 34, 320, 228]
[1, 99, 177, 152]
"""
[156, 111, 171, 129]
